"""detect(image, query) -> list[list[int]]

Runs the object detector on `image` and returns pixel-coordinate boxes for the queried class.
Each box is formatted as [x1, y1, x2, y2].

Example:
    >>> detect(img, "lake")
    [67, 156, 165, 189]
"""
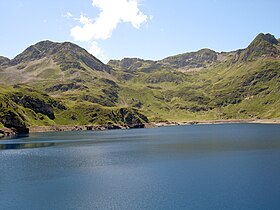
[1, 124, 280, 210]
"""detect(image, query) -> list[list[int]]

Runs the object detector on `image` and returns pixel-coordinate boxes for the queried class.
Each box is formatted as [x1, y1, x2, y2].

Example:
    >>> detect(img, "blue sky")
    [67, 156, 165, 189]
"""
[1, 0, 280, 62]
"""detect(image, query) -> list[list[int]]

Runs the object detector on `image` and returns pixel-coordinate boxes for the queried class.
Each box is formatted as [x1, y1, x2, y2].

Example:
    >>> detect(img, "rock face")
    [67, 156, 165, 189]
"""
[12, 95, 55, 120]
[0, 110, 29, 134]
[116, 108, 149, 128]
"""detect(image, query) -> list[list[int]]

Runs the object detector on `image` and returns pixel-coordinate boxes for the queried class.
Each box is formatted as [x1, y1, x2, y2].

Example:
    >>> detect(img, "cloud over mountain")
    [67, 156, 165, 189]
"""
[71, 0, 147, 41]
[70, 0, 148, 61]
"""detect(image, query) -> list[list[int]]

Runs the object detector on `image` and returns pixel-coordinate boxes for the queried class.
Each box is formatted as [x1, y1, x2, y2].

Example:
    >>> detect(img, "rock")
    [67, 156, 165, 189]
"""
[117, 108, 149, 127]
[12, 95, 55, 120]
[144, 123, 158, 128]
[0, 128, 17, 137]
[0, 111, 29, 134]
[45, 83, 88, 92]
[105, 124, 122, 130]
[127, 123, 145, 128]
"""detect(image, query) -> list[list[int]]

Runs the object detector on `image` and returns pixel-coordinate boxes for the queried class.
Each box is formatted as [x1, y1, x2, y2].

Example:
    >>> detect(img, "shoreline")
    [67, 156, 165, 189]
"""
[28, 119, 280, 133]
[1, 119, 280, 137]
[29, 123, 156, 133]
[0, 127, 16, 137]
[154, 119, 280, 127]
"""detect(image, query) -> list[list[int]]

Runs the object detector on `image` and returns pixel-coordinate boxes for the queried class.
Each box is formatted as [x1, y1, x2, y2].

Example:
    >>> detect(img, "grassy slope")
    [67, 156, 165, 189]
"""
[0, 84, 149, 130]
[1, 36, 279, 128]
[1, 57, 279, 127]
[116, 57, 280, 122]
[0, 85, 60, 127]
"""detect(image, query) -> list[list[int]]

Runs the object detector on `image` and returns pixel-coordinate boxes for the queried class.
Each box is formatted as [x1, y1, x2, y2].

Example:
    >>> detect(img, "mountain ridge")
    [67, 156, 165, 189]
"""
[0, 32, 280, 134]
[108, 33, 280, 72]
[1, 33, 279, 73]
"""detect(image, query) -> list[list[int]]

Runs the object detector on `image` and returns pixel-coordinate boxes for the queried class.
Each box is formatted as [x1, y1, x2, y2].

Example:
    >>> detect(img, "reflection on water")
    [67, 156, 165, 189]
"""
[0, 124, 280, 210]
[0, 142, 55, 149]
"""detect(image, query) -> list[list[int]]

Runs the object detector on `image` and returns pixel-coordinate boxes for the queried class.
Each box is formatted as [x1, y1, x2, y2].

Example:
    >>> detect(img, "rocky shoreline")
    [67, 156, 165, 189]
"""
[29, 123, 157, 133]
[20, 119, 280, 134]
[155, 119, 280, 127]
[0, 123, 156, 137]
[1, 119, 279, 138]
[0, 127, 17, 138]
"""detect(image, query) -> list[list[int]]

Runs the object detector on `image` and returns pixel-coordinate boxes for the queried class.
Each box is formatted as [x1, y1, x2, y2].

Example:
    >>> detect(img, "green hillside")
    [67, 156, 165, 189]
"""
[0, 33, 279, 133]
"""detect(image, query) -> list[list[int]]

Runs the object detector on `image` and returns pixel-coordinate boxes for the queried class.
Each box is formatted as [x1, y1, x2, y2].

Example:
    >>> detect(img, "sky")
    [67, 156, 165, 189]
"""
[1, 0, 280, 63]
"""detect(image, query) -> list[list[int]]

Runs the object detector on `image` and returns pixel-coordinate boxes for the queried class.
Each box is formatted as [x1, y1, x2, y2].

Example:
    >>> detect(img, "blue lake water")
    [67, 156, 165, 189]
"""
[1, 124, 280, 210]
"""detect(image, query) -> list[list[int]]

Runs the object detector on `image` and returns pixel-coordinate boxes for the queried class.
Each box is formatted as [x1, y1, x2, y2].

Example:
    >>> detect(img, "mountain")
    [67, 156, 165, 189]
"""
[107, 33, 280, 121]
[238, 33, 280, 61]
[0, 56, 10, 67]
[0, 41, 122, 108]
[0, 33, 280, 133]
[159, 48, 218, 70]
[0, 40, 111, 85]
[108, 48, 218, 73]
[10, 40, 110, 71]
[0, 41, 148, 132]
[110, 33, 280, 71]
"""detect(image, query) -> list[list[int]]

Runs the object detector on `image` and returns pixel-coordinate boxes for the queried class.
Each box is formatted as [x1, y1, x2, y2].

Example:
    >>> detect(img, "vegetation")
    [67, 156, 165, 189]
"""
[0, 33, 279, 132]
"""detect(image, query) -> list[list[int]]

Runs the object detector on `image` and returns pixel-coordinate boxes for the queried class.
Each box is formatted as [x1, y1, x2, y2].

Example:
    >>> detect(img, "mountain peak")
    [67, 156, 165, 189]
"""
[33, 40, 56, 48]
[10, 40, 58, 65]
[239, 33, 279, 61]
[9, 40, 110, 72]
[11, 40, 84, 64]
[252, 33, 278, 45]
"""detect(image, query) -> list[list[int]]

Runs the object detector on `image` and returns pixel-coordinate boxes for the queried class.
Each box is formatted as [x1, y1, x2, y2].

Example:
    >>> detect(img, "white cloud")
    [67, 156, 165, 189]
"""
[88, 41, 109, 63]
[69, 0, 148, 62]
[63, 12, 73, 19]
[71, 0, 148, 42]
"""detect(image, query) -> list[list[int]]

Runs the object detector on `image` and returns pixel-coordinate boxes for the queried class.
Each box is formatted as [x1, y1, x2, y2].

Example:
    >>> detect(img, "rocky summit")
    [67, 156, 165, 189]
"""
[0, 33, 280, 134]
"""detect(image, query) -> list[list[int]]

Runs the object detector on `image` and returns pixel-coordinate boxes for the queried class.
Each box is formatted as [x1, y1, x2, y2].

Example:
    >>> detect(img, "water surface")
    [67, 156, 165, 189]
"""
[1, 124, 280, 209]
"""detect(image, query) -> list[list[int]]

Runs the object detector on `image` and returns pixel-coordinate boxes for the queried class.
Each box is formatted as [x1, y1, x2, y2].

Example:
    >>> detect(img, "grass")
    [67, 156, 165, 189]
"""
[1, 56, 279, 128]
[1, 37, 279, 130]
[114, 57, 280, 121]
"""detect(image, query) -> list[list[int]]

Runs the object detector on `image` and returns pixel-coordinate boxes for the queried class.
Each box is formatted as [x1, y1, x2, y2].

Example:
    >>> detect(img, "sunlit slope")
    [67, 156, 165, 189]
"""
[0, 33, 279, 132]
[112, 33, 280, 121]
